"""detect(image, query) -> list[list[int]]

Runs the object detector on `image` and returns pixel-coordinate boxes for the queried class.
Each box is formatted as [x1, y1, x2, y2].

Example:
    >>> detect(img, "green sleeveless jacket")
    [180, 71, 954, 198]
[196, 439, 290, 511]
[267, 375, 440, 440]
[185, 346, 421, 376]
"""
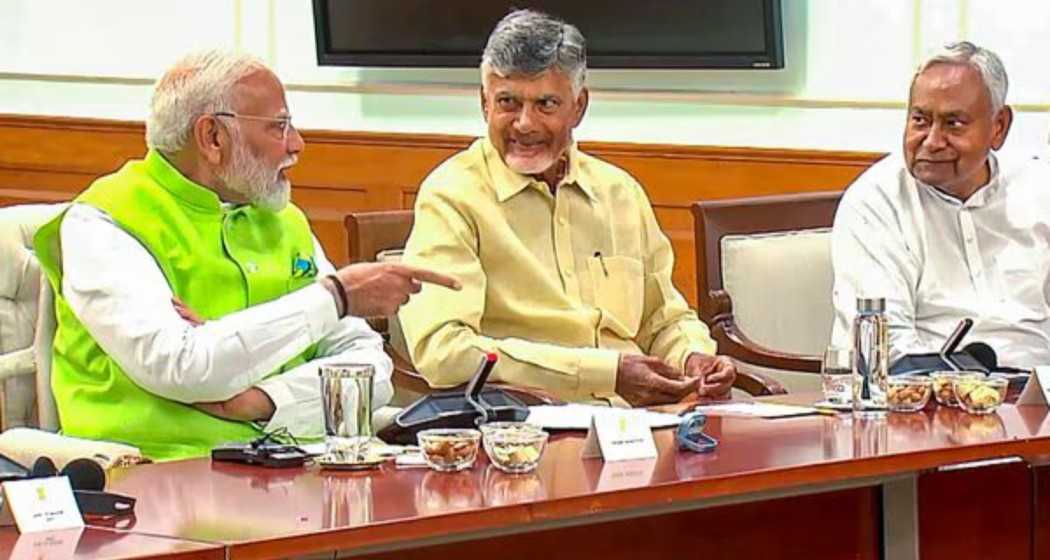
[35, 150, 319, 460]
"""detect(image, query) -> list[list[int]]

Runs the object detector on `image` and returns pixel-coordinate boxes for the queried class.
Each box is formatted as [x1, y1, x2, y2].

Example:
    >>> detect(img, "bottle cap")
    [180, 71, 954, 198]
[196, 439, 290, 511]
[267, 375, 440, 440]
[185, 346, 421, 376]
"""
[856, 297, 886, 313]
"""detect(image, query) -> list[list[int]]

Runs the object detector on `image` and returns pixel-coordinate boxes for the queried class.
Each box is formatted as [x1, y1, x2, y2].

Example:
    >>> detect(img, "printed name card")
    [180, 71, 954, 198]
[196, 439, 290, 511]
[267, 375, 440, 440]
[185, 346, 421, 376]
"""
[1017, 367, 1050, 407]
[581, 409, 658, 462]
[1, 476, 84, 533]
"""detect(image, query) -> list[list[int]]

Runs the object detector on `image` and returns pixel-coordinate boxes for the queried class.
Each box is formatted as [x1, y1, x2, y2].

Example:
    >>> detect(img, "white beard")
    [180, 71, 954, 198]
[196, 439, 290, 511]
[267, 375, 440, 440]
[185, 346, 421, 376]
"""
[219, 139, 294, 212]
[505, 152, 556, 176]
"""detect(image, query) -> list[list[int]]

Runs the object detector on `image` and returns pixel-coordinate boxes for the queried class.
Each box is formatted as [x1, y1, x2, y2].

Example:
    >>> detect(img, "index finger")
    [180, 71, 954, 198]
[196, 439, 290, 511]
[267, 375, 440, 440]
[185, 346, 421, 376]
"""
[395, 265, 462, 290]
[650, 374, 700, 399]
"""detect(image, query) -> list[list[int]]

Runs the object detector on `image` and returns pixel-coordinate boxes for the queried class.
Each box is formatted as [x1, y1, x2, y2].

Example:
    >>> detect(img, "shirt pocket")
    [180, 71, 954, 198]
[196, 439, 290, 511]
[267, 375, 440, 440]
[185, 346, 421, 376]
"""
[588, 255, 644, 338]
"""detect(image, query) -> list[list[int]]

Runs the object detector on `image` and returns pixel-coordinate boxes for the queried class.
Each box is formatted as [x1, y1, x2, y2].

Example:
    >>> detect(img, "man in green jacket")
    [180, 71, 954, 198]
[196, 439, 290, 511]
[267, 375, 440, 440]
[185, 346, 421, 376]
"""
[34, 50, 459, 460]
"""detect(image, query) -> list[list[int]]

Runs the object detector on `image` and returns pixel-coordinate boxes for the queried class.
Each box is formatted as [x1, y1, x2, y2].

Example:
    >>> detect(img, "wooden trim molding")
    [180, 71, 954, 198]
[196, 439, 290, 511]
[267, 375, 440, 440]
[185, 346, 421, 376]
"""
[0, 113, 883, 306]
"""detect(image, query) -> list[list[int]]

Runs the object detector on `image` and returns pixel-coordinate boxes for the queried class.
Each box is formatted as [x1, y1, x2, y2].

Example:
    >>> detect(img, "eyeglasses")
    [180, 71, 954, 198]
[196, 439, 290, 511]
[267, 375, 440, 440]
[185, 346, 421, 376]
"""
[675, 411, 718, 453]
[212, 111, 295, 143]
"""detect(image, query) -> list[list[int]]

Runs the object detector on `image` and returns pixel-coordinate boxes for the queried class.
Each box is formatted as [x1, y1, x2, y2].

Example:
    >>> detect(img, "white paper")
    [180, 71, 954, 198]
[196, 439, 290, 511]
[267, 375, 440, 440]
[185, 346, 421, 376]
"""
[581, 409, 658, 462]
[2, 476, 84, 533]
[1016, 367, 1050, 407]
[694, 402, 824, 418]
[528, 404, 682, 430]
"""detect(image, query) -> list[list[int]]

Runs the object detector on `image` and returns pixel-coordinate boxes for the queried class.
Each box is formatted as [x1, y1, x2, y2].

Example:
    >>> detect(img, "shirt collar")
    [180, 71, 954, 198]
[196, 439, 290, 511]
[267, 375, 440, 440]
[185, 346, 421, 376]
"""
[918, 153, 1001, 208]
[481, 138, 597, 203]
[144, 149, 223, 213]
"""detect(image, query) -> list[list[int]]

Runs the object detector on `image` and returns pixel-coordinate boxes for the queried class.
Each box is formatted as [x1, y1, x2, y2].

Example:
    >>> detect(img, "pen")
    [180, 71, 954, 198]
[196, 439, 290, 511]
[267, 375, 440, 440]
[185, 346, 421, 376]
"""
[594, 251, 608, 276]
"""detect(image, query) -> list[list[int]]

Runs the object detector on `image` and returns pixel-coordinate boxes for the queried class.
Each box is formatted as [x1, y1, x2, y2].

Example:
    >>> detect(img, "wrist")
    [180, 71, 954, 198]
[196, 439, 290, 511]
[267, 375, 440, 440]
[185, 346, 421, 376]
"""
[322, 275, 347, 318]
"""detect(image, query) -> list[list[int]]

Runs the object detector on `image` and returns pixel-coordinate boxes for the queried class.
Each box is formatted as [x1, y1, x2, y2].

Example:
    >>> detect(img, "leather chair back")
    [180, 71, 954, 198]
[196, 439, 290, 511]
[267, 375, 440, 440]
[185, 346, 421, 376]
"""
[692, 192, 842, 392]
[0, 203, 67, 430]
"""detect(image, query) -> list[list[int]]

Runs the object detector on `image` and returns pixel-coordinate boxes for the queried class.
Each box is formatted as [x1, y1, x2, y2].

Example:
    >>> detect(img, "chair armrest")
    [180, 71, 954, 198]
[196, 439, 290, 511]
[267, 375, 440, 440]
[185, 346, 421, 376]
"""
[388, 346, 564, 406]
[706, 290, 823, 373]
[0, 348, 34, 381]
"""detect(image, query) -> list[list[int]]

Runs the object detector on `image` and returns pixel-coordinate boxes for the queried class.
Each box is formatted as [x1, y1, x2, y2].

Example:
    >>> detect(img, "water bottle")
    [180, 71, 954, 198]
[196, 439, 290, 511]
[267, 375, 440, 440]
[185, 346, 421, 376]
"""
[852, 297, 889, 410]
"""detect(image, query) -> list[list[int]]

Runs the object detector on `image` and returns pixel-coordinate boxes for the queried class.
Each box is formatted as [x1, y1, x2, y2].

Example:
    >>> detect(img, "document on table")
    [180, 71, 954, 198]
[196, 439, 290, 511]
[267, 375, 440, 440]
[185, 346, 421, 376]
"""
[693, 402, 829, 419]
[527, 404, 683, 430]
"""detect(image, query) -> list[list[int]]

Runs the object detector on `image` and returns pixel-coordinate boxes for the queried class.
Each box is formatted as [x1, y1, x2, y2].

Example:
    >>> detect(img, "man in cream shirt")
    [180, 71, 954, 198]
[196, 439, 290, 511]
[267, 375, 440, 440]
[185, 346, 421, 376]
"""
[831, 41, 1050, 367]
[398, 10, 735, 407]
[34, 50, 458, 460]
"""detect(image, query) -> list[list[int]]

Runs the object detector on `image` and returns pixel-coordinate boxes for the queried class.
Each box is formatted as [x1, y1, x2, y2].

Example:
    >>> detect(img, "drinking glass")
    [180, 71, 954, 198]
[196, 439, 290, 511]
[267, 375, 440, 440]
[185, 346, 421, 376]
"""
[821, 346, 853, 404]
[320, 363, 377, 461]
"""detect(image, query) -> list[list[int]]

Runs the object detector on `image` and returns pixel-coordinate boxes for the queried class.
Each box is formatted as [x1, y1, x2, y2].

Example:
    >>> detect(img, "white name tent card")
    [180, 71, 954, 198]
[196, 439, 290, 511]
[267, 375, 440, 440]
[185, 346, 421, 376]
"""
[1016, 367, 1050, 407]
[581, 409, 658, 462]
[1, 476, 84, 533]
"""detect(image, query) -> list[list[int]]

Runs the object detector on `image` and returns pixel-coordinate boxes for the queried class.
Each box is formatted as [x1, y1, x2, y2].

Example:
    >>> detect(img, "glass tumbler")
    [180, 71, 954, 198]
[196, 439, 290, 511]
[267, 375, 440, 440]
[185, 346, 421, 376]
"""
[320, 363, 377, 461]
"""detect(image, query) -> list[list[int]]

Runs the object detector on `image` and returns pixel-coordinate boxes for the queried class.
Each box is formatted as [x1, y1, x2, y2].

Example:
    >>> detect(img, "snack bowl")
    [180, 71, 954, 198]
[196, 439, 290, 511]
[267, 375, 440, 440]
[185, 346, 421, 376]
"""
[953, 374, 1008, 415]
[930, 371, 965, 407]
[417, 429, 481, 472]
[886, 375, 932, 412]
[481, 422, 548, 474]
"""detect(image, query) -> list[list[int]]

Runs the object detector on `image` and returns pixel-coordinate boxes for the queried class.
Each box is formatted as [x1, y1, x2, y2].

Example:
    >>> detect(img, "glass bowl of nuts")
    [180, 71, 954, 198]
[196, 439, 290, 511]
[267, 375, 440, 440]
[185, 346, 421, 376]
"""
[886, 375, 933, 412]
[930, 371, 965, 407]
[417, 429, 482, 472]
[480, 422, 549, 474]
[953, 374, 1008, 415]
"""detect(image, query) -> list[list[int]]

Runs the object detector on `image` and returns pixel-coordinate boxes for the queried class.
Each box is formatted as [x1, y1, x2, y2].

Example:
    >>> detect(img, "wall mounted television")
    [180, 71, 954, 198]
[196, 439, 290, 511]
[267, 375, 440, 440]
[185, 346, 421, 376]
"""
[312, 1, 784, 70]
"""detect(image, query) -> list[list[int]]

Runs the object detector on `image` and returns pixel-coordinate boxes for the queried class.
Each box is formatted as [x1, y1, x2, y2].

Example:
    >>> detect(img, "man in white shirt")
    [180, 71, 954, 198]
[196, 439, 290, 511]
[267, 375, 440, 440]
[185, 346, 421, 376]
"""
[831, 41, 1050, 368]
[34, 50, 459, 460]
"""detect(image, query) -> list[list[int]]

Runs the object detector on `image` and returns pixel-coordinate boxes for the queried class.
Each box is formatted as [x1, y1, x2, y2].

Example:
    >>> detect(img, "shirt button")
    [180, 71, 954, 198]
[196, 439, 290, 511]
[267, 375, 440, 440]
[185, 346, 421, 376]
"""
[559, 217, 567, 226]
[246, 262, 258, 273]
[565, 270, 573, 277]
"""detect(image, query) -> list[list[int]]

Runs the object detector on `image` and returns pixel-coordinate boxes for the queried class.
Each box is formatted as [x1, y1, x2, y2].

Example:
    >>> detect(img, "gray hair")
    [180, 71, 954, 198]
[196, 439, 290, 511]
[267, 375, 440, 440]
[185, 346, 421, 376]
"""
[913, 41, 1009, 114]
[146, 49, 267, 155]
[481, 9, 587, 94]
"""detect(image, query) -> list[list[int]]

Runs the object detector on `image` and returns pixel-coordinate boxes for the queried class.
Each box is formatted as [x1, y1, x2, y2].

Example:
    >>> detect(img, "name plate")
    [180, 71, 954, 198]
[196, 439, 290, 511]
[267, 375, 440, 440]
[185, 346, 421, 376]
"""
[581, 409, 658, 462]
[1017, 367, 1050, 407]
[1, 476, 84, 533]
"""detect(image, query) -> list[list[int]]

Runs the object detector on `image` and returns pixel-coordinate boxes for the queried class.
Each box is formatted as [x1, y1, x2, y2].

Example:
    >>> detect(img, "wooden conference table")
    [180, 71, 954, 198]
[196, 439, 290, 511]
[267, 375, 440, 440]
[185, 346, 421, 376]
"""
[7, 395, 1050, 559]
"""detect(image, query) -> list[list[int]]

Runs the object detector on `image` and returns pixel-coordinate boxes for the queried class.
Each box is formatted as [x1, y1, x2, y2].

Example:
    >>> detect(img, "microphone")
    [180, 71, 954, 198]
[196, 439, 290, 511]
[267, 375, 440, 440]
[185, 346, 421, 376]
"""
[63, 458, 106, 492]
[939, 318, 974, 371]
[30, 456, 57, 479]
[28, 456, 135, 517]
[962, 342, 998, 371]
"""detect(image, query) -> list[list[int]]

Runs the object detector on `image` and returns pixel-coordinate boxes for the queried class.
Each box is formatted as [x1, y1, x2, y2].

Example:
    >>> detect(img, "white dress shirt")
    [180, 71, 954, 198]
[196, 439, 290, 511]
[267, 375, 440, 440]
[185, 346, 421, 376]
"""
[831, 153, 1050, 368]
[59, 203, 393, 437]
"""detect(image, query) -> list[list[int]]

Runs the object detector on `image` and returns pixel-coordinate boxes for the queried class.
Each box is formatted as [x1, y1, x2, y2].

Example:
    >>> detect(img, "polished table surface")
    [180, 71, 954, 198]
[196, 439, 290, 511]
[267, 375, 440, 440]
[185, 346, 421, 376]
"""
[0, 526, 223, 559]
[89, 398, 1050, 558]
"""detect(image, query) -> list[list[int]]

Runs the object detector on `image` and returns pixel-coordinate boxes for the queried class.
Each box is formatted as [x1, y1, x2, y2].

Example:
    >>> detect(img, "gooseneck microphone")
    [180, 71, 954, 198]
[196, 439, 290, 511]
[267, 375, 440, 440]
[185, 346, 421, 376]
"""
[939, 318, 974, 371]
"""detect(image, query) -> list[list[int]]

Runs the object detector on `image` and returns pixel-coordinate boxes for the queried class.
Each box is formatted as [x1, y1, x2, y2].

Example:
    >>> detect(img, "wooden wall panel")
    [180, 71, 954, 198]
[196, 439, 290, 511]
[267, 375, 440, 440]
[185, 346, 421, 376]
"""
[0, 114, 882, 307]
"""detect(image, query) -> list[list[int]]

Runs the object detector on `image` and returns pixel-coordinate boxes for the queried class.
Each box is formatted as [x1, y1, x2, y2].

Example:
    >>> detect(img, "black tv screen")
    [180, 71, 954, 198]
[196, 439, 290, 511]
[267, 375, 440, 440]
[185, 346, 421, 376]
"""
[313, 1, 784, 69]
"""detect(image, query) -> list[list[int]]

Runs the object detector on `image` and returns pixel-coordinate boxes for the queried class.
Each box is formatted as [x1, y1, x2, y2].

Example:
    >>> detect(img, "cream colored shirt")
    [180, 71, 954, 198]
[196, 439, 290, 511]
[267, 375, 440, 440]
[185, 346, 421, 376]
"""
[831, 153, 1050, 368]
[399, 139, 716, 401]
